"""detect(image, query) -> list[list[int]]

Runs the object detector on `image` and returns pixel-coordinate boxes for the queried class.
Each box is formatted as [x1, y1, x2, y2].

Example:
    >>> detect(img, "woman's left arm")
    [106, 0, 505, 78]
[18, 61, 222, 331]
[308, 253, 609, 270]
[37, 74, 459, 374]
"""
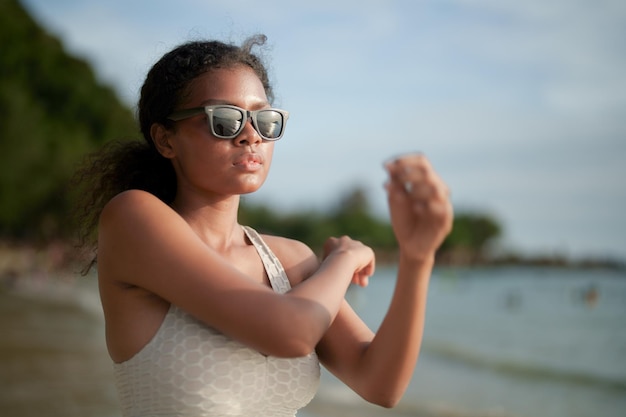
[316, 154, 453, 408]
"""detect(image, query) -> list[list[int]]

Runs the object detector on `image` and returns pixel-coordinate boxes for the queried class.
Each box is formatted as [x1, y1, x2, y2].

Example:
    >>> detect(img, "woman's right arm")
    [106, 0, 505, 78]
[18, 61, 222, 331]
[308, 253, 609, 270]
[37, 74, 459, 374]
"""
[97, 189, 373, 358]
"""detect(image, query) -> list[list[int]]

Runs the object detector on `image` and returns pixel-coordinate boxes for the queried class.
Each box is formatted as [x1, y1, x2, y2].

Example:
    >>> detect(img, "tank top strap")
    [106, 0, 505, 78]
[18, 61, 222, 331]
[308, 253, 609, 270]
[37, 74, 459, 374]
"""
[242, 226, 292, 294]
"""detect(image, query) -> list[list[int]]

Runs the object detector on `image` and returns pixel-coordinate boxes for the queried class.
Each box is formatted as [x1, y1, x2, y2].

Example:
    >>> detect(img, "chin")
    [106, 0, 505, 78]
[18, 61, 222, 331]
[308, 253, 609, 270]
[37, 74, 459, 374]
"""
[240, 181, 265, 195]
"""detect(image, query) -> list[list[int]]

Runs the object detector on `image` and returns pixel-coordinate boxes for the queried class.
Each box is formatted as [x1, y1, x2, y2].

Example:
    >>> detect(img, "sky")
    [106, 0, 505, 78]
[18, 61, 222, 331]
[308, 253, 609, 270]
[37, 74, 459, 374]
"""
[20, 0, 626, 261]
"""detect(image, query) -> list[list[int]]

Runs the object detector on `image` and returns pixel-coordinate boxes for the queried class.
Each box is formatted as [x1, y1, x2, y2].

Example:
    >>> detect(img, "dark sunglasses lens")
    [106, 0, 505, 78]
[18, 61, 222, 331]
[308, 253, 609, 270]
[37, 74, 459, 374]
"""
[212, 107, 243, 137]
[257, 110, 284, 139]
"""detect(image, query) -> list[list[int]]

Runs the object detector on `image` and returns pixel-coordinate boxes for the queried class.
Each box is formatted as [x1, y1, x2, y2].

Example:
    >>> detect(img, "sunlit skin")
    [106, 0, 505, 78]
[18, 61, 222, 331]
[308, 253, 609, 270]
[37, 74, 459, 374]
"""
[150, 67, 276, 248]
[97, 65, 453, 408]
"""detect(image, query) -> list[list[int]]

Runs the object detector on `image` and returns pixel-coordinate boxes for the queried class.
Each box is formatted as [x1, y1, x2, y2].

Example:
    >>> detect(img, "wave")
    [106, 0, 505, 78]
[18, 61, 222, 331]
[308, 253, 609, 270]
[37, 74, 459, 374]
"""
[422, 340, 626, 391]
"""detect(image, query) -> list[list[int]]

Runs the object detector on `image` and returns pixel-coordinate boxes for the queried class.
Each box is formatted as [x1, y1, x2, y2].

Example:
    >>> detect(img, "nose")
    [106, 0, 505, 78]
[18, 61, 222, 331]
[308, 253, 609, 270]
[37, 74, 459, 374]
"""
[234, 116, 262, 147]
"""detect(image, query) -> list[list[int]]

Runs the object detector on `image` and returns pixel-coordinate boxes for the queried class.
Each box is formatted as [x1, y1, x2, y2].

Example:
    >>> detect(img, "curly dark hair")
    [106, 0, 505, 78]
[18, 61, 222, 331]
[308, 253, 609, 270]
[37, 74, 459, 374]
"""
[73, 35, 274, 266]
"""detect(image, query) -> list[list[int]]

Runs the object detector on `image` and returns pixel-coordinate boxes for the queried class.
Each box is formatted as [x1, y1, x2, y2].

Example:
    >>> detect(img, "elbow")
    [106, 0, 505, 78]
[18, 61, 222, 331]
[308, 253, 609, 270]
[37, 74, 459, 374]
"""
[237, 328, 318, 359]
[365, 393, 402, 409]
[261, 301, 328, 358]
[273, 320, 324, 358]
[359, 384, 405, 409]
[262, 325, 320, 358]
[372, 396, 402, 409]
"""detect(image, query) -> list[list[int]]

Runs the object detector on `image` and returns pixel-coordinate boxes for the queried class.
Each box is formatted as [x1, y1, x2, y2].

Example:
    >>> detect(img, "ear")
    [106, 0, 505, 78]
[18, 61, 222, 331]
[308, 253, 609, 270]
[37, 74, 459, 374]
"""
[151, 123, 176, 159]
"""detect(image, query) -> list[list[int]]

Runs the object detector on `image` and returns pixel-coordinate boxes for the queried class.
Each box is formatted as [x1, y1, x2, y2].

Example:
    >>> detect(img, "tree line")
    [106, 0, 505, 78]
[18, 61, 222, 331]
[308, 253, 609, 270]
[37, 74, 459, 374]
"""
[239, 188, 501, 263]
[0, 0, 502, 264]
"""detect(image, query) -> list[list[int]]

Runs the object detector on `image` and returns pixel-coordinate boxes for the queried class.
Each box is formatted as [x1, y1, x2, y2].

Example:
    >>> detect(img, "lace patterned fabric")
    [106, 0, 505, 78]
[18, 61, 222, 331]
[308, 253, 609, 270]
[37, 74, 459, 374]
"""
[113, 226, 320, 417]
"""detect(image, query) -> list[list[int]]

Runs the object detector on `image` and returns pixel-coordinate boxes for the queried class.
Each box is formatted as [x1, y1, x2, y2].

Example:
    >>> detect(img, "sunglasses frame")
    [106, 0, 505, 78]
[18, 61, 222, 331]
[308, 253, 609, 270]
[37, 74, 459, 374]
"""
[167, 104, 289, 141]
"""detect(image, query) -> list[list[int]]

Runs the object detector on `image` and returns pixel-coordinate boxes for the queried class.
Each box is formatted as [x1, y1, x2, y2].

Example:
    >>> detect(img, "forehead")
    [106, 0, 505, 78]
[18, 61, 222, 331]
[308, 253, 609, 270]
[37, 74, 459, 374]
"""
[183, 66, 268, 107]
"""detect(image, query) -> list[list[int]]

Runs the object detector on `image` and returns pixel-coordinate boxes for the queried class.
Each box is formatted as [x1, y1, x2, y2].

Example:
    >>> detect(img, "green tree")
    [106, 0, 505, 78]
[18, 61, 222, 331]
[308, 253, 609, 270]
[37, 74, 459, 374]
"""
[241, 189, 503, 263]
[328, 187, 396, 249]
[440, 212, 501, 255]
[0, 0, 136, 240]
[240, 187, 396, 254]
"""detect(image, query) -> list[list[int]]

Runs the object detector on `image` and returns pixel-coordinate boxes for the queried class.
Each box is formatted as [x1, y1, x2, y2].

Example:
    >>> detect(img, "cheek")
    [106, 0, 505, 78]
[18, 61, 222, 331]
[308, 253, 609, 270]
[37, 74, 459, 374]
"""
[265, 144, 275, 165]
[170, 139, 225, 180]
[262, 144, 276, 179]
[249, 143, 275, 187]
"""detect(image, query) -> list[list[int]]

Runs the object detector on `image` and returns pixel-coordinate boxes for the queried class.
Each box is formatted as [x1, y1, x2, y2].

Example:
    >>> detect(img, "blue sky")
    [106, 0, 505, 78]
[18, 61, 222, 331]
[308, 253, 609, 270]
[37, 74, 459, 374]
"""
[21, 0, 626, 260]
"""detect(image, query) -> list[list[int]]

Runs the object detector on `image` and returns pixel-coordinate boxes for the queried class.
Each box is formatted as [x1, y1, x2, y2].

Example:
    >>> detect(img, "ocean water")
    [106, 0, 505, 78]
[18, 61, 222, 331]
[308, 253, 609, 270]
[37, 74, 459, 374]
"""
[305, 266, 626, 417]
[1, 266, 625, 417]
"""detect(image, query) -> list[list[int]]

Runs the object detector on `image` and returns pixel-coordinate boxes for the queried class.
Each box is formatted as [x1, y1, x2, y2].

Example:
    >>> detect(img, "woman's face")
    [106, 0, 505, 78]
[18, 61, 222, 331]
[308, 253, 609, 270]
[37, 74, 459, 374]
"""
[163, 65, 276, 200]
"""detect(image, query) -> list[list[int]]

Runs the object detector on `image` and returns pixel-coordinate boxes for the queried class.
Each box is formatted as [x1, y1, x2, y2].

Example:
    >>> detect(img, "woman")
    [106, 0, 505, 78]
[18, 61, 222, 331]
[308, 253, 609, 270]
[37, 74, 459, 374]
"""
[76, 35, 453, 417]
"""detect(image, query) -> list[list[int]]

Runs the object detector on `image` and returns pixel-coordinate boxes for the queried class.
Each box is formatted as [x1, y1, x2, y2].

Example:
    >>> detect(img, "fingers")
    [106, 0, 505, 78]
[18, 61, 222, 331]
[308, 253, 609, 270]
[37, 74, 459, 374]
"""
[384, 153, 454, 243]
[322, 236, 376, 277]
[351, 257, 375, 287]
[352, 273, 369, 287]
[385, 153, 449, 202]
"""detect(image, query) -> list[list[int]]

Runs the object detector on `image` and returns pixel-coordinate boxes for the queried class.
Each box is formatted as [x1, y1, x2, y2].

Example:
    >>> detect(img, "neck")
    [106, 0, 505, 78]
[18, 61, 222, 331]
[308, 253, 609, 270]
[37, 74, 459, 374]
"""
[171, 194, 243, 252]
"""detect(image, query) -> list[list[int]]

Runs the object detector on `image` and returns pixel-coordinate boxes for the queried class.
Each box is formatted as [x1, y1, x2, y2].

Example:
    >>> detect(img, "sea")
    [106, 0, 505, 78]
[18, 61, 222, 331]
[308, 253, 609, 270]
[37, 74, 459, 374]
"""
[1, 265, 625, 417]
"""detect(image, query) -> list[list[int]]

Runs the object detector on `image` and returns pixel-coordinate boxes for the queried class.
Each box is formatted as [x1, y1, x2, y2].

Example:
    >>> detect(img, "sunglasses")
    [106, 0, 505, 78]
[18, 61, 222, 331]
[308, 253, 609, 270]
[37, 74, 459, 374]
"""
[168, 105, 289, 141]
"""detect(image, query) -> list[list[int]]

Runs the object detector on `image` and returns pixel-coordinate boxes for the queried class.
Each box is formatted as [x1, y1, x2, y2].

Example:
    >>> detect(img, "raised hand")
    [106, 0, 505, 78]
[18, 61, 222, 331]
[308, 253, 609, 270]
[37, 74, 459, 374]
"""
[384, 154, 453, 262]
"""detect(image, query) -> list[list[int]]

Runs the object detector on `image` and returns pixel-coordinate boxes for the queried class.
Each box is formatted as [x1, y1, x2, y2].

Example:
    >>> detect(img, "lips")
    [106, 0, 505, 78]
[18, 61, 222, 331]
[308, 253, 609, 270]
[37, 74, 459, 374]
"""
[233, 153, 263, 170]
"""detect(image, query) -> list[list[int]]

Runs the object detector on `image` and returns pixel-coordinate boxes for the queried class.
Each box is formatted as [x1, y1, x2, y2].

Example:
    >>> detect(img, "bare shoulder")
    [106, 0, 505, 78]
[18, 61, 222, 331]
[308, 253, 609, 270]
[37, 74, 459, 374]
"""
[99, 189, 184, 242]
[259, 233, 320, 286]
[98, 189, 192, 286]
[100, 189, 169, 222]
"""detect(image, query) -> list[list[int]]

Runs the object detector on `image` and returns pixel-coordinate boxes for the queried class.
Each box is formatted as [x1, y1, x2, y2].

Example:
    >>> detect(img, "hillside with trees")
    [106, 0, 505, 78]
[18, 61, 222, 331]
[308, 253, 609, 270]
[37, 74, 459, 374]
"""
[0, 0, 137, 241]
[1, 0, 514, 273]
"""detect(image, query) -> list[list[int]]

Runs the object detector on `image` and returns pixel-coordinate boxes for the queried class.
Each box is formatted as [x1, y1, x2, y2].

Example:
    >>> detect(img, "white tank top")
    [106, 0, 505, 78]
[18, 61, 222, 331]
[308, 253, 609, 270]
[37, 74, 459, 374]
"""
[113, 226, 320, 417]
